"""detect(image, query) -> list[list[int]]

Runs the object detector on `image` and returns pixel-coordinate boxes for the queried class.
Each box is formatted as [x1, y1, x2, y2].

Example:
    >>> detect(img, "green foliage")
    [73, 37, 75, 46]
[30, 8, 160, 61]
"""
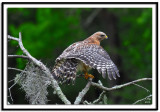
[8, 8, 84, 68]
[109, 8, 152, 78]
[8, 8, 152, 104]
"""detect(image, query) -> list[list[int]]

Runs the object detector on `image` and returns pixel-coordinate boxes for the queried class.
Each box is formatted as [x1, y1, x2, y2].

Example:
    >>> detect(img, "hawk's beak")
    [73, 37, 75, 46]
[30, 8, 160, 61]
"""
[105, 35, 108, 39]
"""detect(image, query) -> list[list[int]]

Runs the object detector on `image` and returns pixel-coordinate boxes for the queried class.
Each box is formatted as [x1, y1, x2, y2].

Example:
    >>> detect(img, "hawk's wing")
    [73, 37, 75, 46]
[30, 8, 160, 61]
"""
[52, 58, 78, 84]
[58, 43, 120, 80]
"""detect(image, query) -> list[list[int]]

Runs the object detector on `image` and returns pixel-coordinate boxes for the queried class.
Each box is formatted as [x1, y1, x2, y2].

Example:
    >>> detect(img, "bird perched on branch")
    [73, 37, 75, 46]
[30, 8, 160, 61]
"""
[52, 31, 120, 84]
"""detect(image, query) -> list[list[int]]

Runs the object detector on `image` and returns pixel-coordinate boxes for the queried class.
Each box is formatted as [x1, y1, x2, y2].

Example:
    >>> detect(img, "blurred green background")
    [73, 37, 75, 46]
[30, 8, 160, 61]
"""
[8, 8, 152, 104]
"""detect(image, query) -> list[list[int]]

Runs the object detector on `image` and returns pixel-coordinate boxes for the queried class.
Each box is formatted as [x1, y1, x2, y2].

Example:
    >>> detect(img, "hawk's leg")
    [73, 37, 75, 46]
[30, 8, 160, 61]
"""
[84, 72, 94, 79]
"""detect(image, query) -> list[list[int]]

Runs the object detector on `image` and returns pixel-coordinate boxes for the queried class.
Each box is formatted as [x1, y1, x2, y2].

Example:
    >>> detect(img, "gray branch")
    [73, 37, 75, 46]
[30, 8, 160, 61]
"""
[93, 80, 106, 104]
[8, 55, 29, 59]
[91, 78, 152, 91]
[133, 83, 150, 92]
[8, 67, 26, 73]
[133, 94, 152, 104]
[93, 91, 106, 104]
[74, 78, 92, 104]
[8, 33, 71, 104]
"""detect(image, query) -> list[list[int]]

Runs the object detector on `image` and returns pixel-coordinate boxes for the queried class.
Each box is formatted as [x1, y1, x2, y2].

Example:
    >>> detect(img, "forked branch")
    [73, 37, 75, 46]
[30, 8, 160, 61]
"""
[91, 78, 152, 91]
[8, 33, 71, 104]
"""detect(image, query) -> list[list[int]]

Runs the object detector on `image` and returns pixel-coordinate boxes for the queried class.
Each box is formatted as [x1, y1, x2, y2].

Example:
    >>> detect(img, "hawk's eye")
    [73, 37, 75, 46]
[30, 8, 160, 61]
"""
[100, 34, 105, 37]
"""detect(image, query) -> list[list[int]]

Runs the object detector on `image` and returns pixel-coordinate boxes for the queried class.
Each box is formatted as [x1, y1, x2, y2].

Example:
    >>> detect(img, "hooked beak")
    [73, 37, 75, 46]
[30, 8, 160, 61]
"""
[105, 35, 108, 39]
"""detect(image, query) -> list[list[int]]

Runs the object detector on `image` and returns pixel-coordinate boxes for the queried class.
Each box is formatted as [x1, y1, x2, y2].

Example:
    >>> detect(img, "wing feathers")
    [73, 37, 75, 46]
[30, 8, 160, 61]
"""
[52, 59, 78, 85]
[61, 44, 120, 80]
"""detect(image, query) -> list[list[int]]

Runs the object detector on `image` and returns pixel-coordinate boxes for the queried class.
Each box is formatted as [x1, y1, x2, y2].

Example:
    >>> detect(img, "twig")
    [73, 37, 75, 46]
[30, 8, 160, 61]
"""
[92, 80, 106, 104]
[133, 83, 150, 92]
[74, 78, 92, 104]
[91, 78, 152, 91]
[83, 100, 91, 104]
[8, 35, 19, 41]
[133, 94, 152, 104]
[8, 79, 15, 83]
[8, 33, 71, 104]
[8, 55, 29, 59]
[8, 67, 26, 73]
[8, 73, 23, 103]
[93, 91, 106, 104]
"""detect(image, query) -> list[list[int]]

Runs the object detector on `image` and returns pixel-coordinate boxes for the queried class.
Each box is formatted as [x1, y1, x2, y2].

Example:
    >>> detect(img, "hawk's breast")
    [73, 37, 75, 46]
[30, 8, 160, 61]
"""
[77, 60, 91, 72]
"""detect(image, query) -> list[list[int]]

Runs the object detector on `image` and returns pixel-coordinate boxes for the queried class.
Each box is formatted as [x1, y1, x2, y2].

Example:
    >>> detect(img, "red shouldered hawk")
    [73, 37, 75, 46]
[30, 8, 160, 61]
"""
[52, 31, 120, 84]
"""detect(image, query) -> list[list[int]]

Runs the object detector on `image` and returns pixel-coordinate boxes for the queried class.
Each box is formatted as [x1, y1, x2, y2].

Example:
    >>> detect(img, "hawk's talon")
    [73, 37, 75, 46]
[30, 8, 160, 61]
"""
[85, 72, 94, 79]
[88, 74, 94, 79]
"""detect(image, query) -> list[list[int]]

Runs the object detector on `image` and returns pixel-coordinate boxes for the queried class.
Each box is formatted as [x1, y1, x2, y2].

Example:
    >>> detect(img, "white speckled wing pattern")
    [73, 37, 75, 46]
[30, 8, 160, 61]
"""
[52, 42, 120, 84]
[52, 58, 78, 84]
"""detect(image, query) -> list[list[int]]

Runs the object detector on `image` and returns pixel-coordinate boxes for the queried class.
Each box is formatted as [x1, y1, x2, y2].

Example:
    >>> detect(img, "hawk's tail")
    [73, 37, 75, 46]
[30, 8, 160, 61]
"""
[52, 59, 78, 84]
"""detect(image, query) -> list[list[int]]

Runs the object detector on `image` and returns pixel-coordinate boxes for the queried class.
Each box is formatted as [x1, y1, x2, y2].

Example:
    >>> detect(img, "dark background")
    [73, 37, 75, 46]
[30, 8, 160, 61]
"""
[8, 8, 152, 104]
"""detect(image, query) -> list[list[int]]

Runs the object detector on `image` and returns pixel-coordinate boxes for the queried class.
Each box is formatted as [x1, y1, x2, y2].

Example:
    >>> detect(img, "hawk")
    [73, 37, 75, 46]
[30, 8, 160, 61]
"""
[52, 31, 120, 84]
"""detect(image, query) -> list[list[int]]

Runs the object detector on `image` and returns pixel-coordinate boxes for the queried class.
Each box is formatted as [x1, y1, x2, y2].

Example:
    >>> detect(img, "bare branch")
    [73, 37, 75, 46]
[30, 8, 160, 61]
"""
[133, 83, 150, 92]
[92, 80, 106, 104]
[8, 35, 19, 41]
[74, 78, 92, 104]
[8, 55, 29, 59]
[8, 79, 15, 83]
[91, 78, 152, 91]
[8, 67, 26, 73]
[83, 100, 91, 104]
[93, 91, 106, 104]
[8, 73, 23, 103]
[133, 94, 152, 104]
[8, 33, 71, 104]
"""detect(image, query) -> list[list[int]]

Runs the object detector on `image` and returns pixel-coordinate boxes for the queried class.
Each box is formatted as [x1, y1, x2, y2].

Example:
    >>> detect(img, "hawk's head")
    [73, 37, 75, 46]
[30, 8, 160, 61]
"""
[92, 31, 108, 41]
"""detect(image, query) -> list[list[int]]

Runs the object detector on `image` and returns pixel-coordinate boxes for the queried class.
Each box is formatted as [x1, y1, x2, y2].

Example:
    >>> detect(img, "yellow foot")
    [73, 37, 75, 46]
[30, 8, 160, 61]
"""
[84, 73, 95, 79]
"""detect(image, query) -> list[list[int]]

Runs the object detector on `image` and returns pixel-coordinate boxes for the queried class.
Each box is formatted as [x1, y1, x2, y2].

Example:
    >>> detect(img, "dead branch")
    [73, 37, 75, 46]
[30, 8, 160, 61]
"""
[8, 33, 71, 104]
[93, 80, 106, 104]
[93, 91, 106, 104]
[74, 78, 92, 104]
[8, 55, 29, 59]
[8, 72, 23, 103]
[91, 78, 152, 91]
[133, 83, 150, 92]
[8, 67, 26, 73]
[133, 94, 152, 104]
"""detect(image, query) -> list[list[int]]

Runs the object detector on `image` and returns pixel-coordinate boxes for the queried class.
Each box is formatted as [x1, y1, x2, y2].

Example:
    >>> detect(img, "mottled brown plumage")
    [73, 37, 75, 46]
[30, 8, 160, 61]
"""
[52, 31, 120, 84]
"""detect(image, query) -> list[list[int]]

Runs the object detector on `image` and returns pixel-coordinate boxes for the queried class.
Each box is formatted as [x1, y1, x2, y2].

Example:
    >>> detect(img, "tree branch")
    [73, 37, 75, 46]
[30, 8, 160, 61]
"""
[8, 35, 19, 41]
[8, 73, 23, 103]
[133, 83, 150, 92]
[8, 55, 29, 59]
[133, 94, 152, 104]
[8, 33, 71, 104]
[74, 78, 92, 104]
[93, 80, 106, 104]
[93, 91, 106, 104]
[91, 78, 152, 91]
[8, 67, 26, 73]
